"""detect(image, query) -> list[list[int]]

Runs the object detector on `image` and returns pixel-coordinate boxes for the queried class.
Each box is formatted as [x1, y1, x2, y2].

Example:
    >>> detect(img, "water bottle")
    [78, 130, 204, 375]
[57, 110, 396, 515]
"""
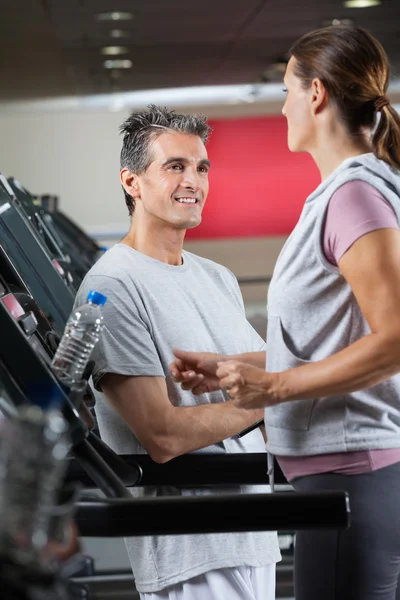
[0, 401, 70, 566]
[51, 290, 107, 386]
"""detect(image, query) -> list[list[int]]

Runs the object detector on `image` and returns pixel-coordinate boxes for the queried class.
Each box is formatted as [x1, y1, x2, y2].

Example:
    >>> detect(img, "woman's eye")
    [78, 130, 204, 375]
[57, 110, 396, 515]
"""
[282, 87, 288, 93]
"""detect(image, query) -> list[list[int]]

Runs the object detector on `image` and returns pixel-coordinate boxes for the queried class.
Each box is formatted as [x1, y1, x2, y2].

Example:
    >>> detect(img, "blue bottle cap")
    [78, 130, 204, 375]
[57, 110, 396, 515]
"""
[87, 290, 107, 306]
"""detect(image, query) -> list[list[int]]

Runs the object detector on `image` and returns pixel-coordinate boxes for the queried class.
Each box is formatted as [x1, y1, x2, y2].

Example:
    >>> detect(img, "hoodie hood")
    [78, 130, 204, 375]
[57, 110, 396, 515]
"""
[306, 153, 400, 219]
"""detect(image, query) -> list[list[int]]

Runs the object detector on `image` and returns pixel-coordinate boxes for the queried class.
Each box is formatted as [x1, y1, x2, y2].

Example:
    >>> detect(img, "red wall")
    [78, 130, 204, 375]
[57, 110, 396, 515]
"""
[185, 115, 320, 240]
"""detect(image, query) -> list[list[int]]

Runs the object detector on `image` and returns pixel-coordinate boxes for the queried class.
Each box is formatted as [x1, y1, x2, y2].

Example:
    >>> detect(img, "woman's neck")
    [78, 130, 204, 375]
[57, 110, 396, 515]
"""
[309, 123, 372, 181]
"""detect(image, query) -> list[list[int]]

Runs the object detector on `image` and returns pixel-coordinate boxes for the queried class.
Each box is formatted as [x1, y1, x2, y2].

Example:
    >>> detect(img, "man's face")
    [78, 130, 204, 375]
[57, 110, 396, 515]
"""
[127, 131, 210, 231]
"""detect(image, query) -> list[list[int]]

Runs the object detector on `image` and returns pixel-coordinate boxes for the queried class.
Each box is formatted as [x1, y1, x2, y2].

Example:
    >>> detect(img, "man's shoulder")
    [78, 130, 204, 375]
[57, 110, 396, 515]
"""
[82, 244, 151, 291]
[74, 244, 139, 307]
[85, 243, 134, 279]
[184, 250, 236, 279]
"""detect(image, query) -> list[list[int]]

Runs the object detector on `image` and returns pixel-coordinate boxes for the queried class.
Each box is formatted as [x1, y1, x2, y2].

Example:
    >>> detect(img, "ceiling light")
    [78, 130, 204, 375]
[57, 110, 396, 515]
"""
[110, 29, 131, 39]
[103, 59, 133, 69]
[323, 18, 355, 26]
[342, 0, 381, 7]
[101, 46, 128, 56]
[96, 11, 133, 21]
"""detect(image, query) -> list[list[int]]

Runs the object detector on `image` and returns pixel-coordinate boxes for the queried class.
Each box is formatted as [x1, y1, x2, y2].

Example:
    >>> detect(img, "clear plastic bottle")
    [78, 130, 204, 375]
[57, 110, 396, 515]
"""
[0, 403, 69, 565]
[51, 290, 107, 386]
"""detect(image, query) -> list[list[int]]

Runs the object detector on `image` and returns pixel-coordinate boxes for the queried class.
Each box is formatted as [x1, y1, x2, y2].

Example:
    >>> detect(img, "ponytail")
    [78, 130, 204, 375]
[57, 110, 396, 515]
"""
[372, 105, 400, 170]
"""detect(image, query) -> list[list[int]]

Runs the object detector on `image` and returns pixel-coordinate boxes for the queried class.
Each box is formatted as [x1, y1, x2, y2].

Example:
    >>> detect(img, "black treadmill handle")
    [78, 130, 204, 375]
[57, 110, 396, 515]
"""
[72, 438, 131, 499]
[66, 452, 287, 487]
[238, 419, 264, 438]
[75, 490, 351, 537]
[85, 431, 142, 487]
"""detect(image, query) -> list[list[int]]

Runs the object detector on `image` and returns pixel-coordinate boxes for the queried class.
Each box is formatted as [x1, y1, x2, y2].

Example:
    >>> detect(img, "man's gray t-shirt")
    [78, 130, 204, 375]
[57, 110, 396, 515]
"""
[75, 243, 280, 593]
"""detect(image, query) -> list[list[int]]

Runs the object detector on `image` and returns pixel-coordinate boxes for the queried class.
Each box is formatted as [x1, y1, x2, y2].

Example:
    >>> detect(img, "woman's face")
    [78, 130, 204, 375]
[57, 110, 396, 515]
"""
[282, 57, 315, 153]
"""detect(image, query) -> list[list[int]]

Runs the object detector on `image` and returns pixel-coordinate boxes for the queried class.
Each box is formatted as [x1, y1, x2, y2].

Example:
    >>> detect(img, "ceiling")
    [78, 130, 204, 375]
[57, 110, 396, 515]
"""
[1, 0, 400, 102]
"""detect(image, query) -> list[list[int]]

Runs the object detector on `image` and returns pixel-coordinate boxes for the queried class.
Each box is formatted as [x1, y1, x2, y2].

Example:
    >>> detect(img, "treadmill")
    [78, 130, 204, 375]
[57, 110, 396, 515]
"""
[0, 183, 350, 598]
[0, 283, 350, 599]
[7, 177, 93, 289]
[34, 192, 104, 269]
[0, 174, 75, 333]
[0, 277, 350, 525]
[0, 197, 350, 523]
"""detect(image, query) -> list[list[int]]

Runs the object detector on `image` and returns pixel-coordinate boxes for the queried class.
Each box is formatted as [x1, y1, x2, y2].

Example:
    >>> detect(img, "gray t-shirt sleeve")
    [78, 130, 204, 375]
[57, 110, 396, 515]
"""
[80, 274, 165, 390]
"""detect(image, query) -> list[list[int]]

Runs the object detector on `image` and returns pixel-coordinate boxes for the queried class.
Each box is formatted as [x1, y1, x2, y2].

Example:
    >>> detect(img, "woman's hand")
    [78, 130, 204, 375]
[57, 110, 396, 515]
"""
[169, 349, 230, 394]
[216, 360, 279, 409]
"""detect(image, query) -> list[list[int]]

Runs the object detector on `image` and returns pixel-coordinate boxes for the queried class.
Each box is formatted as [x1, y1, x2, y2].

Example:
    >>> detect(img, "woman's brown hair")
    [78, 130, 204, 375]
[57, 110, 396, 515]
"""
[289, 25, 400, 170]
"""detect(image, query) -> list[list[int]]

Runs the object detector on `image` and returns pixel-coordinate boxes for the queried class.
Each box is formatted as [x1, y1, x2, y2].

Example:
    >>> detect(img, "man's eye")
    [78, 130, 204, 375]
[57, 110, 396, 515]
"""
[171, 164, 183, 171]
[199, 166, 209, 173]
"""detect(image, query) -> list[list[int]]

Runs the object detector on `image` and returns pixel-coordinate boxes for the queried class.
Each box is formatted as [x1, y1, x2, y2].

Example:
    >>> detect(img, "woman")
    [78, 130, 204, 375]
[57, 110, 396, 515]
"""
[170, 25, 400, 600]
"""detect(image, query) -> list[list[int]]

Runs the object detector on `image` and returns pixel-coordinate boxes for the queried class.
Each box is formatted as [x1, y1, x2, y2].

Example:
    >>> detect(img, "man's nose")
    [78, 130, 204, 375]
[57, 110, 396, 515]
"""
[182, 167, 200, 190]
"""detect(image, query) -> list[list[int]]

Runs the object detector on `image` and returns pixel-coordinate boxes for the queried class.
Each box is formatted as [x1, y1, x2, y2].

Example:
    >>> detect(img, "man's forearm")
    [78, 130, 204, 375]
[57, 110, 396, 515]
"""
[156, 401, 264, 462]
[101, 373, 265, 464]
[232, 351, 266, 369]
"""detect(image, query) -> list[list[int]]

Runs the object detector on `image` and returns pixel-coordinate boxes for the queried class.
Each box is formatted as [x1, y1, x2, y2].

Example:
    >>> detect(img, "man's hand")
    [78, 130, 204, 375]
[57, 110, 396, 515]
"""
[169, 349, 230, 394]
[216, 360, 279, 409]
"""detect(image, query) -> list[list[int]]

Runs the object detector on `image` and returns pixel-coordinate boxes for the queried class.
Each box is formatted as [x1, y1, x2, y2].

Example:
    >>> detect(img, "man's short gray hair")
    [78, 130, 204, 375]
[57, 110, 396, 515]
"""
[119, 104, 212, 216]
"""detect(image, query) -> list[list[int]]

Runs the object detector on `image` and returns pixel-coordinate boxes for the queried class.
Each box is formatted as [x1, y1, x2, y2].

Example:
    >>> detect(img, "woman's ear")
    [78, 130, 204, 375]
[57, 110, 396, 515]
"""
[310, 78, 327, 114]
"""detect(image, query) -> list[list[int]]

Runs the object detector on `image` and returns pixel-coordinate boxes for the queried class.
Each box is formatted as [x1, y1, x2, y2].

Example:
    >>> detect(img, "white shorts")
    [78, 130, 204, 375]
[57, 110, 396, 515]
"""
[140, 564, 276, 600]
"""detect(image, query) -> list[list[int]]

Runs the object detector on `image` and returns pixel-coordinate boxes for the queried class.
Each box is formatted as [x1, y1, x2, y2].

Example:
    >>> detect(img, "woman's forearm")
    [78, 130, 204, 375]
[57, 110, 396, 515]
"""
[275, 332, 400, 402]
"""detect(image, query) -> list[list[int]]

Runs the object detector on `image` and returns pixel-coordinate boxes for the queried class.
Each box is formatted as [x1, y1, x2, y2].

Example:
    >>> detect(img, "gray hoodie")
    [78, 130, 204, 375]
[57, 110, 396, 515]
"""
[265, 153, 400, 456]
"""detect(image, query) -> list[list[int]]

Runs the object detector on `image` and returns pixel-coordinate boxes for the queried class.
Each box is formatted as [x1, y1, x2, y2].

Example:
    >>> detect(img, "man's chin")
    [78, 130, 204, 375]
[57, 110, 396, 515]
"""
[175, 215, 202, 230]
[185, 216, 202, 229]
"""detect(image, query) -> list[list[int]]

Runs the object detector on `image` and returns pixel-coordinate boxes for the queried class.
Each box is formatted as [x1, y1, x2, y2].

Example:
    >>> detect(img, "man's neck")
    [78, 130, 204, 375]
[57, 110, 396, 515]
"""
[122, 225, 185, 266]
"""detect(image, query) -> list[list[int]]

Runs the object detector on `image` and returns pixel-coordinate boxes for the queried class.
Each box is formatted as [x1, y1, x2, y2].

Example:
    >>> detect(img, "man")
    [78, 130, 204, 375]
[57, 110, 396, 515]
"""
[75, 105, 280, 599]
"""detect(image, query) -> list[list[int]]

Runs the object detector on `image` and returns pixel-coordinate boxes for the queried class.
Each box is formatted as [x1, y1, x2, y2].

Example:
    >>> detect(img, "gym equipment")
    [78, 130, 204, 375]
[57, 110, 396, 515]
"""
[0, 236, 350, 533]
[34, 192, 103, 268]
[7, 177, 95, 289]
[0, 179, 351, 599]
[0, 175, 74, 333]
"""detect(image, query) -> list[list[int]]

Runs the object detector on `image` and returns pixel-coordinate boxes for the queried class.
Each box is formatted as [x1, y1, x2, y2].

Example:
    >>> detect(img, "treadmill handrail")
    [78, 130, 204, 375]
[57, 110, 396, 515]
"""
[72, 438, 136, 499]
[84, 432, 143, 487]
[75, 490, 351, 536]
[66, 452, 274, 487]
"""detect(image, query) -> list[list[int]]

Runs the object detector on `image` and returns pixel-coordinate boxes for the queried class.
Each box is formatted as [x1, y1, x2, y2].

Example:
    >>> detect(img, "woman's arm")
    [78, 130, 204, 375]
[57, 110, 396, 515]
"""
[219, 228, 400, 408]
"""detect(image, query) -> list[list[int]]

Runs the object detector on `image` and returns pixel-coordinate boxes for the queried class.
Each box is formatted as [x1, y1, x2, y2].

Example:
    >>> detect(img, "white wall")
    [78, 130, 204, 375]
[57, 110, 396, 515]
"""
[0, 110, 132, 232]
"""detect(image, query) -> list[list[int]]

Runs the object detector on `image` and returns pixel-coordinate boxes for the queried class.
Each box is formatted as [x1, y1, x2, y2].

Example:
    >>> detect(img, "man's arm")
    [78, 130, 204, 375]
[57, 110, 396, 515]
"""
[232, 351, 266, 368]
[101, 373, 264, 463]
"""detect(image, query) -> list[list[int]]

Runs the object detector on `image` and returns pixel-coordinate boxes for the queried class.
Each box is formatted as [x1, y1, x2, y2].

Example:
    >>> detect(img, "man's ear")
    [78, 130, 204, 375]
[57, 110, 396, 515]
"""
[120, 168, 140, 199]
